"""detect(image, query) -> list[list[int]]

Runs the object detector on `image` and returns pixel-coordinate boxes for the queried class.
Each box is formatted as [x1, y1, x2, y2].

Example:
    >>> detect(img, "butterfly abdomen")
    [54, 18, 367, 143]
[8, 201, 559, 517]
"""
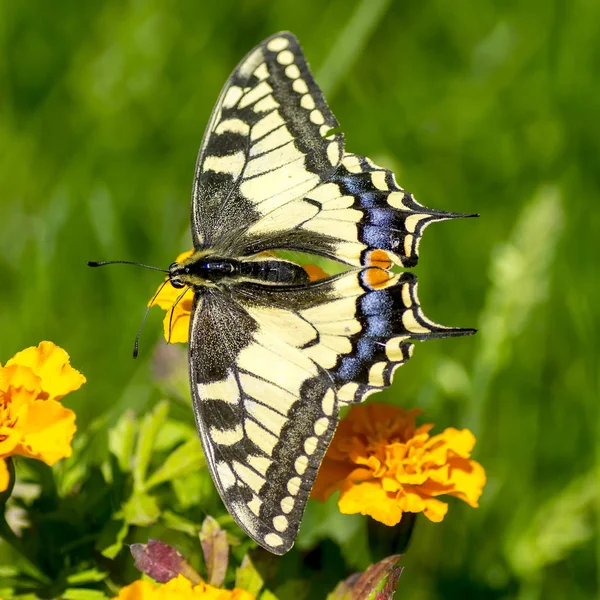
[170, 253, 310, 288]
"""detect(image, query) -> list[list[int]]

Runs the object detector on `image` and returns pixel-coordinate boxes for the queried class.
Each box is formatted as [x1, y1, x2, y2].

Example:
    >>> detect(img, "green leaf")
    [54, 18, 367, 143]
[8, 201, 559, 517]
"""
[109, 409, 137, 472]
[121, 491, 161, 526]
[235, 554, 264, 596]
[145, 437, 206, 490]
[161, 510, 201, 536]
[259, 591, 281, 600]
[95, 519, 129, 559]
[133, 400, 170, 490]
[62, 589, 109, 600]
[66, 568, 109, 584]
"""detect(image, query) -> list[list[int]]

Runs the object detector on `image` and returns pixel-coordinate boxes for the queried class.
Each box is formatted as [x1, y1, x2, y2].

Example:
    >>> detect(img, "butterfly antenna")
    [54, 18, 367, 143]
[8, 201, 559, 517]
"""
[133, 279, 170, 359]
[88, 260, 169, 273]
[167, 288, 190, 345]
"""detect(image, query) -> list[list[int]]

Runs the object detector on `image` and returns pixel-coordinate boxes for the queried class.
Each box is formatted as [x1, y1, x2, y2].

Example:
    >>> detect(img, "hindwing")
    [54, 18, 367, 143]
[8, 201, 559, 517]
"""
[188, 270, 474, 554]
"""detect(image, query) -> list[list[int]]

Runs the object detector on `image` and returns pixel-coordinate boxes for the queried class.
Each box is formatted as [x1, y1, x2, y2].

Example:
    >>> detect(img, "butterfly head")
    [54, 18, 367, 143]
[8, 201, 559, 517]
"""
[168, 261, 190, 289]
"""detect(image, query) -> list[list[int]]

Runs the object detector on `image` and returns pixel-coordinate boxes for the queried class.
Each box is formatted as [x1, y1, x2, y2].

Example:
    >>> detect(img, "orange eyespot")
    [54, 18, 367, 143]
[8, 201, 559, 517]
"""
[366, 249, 393, 270]
[362, 267, 392, 290]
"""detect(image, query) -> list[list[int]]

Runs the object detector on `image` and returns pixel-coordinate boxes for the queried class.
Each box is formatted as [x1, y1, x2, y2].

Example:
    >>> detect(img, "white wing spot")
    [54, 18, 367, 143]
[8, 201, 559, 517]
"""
[371, 171, 388, 191]
[401, 283, 412, 308]
[338, 382, 359, 403]
[327, 141, 340, 165]
[321, 389, 335, 415]
[287, 476, 301, 496]
[281, 496, 295, 513]
[310, 109, 325, 125]
[300, 94, 315, 110]
[368, 362, 386, 387]
[304, 436, 318, 455]
[273, 515, 288, 532]
[286, 64, 301, 79]
[277, 50, 295, 65]
[264, 532, 284, 548]
[404, 233, 414, 257]
[295, 455, 308, 475]
[267, 37, 289, 52]
[292, 78, 308, 93]
[314, 417, 329, 436]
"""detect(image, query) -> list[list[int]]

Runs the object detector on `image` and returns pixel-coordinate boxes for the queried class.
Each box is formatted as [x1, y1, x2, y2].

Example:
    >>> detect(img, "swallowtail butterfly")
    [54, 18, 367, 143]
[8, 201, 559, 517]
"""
[94, 32, 475, 554]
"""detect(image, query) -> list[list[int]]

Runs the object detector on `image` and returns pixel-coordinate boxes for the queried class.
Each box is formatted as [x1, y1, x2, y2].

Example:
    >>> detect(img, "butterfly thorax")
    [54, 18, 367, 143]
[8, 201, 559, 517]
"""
[169, 251, 310, 289]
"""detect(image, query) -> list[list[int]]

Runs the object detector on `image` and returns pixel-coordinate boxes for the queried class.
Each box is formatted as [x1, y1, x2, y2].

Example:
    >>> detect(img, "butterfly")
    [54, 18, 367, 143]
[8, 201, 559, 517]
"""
[93, 31, 475, 554]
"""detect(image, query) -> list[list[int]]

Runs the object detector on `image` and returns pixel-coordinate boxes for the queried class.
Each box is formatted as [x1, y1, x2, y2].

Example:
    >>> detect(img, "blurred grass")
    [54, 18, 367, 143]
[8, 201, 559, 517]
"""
[0, 0, 598, 597]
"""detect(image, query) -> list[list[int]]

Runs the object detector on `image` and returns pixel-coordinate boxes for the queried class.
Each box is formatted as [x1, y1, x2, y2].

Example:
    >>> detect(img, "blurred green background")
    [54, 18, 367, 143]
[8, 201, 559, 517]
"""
[1, 0, 598, 597]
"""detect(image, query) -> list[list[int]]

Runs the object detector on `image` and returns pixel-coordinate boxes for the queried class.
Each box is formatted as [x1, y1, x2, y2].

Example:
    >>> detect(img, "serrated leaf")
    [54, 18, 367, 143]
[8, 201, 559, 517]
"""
[200, 515, 229, 587]
[235, 554, 264, 596]
[109, 409, 137, 472]
[130, 538, 202, 584]
[133, 401, 170, 490]
[145, 437, 206, 490]
[121, 491, 161, 526]
[95, 518, 128, 559]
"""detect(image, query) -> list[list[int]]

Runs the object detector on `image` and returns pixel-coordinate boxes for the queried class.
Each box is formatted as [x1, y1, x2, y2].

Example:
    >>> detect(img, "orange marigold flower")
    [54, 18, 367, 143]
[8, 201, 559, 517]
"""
[311, 403, 486, 526]
[113, 574, 254, 600]
[0, 342, 84, 491]
[151, 250, 328, 343]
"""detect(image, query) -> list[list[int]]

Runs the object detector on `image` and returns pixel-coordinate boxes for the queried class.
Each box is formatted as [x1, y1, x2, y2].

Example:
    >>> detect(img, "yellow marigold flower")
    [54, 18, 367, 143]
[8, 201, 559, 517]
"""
[0, 342, 84, 491]
[311, 403, 486, 526]
[151, 250, 328, 343]
[114, 575, 254, 600]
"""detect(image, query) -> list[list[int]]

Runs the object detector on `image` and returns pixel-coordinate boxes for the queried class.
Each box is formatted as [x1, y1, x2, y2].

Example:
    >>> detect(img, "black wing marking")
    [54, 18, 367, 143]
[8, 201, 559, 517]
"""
[236, 152, 476, 268]
[187, 270, 474, 554]
[191, 31, 344, 251]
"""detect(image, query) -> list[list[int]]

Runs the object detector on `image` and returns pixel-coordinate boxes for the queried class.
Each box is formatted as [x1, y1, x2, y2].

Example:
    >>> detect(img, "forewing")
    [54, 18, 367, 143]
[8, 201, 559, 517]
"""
[191, 31, 344, 250]
[188, 271, 474, 554]
[238, 152, 476, 268]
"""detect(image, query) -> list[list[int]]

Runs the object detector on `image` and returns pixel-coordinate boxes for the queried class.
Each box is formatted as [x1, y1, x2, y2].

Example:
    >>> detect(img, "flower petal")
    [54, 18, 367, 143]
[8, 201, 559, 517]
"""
[15, 399, 76, 464]
[0, 458, 9, 492]
[338, 480, 404, 526]
[6, 342, 85, 401]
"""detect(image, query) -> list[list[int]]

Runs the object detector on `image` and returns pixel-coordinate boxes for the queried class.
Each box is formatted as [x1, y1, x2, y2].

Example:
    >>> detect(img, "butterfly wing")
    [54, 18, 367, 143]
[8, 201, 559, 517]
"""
[191, 31, 344, 250]
[188, 270, 474, 554]
[192, 31, 473, 266]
